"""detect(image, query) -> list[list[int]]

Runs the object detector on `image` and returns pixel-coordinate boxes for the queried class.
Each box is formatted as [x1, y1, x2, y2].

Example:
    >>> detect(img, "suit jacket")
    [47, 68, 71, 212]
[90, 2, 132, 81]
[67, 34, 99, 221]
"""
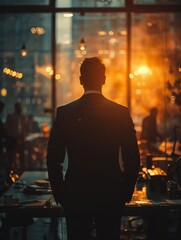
[47, 93, 140, 209]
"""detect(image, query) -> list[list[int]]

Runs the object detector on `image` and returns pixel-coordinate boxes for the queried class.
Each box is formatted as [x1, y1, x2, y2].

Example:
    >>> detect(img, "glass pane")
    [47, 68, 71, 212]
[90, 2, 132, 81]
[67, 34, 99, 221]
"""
[0, 0, 49, 6]
[0, 13, 52, 171]
[131, 13, 181, 148]
[56, 0, 125, 8]
[134, 0, 181, 4]
[56, 13, 127, 107]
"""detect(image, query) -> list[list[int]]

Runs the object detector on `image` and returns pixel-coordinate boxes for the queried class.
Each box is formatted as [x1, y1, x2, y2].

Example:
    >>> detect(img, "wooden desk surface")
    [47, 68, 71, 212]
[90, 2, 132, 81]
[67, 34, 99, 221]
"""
[0, 171, 51, 212]
[0, 170, 181, 217]
[0, 171, 180, 240]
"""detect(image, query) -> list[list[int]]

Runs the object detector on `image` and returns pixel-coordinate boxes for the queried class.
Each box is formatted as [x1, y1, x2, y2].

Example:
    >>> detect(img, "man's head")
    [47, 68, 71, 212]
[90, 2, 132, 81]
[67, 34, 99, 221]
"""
[80, 57, 106, 91]
[150, 107, 158, 117]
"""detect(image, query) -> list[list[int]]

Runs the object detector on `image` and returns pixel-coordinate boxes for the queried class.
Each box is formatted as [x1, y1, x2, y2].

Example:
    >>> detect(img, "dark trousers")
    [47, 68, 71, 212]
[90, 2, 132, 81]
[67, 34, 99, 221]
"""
[65, 203, 125, 240]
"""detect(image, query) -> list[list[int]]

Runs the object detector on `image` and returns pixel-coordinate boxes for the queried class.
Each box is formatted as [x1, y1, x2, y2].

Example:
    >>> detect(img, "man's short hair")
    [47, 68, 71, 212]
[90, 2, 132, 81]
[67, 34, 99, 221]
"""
[80, 57, 105, 88]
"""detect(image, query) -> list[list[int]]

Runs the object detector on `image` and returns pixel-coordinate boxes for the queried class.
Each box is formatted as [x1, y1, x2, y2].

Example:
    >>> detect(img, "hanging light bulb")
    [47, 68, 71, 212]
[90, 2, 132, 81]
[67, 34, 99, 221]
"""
[79, 38, 86, 51]
[20, 44, 28, 57]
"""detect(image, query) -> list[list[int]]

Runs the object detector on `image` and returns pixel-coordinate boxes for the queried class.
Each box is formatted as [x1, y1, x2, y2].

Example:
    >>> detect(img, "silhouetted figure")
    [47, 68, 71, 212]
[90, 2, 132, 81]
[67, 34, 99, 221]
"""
[27, 114, 40, 133]
[0, 101, 6, 173]
[141, 107, 160, 143]
[5, 102, 28, 172]
[47, 57, 140, 240]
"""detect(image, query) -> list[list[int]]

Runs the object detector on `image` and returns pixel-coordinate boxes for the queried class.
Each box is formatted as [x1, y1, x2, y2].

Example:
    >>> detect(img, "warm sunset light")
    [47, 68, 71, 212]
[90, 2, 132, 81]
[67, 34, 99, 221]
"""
[135, 65, 152, 76]
[129, 73, 134, 79]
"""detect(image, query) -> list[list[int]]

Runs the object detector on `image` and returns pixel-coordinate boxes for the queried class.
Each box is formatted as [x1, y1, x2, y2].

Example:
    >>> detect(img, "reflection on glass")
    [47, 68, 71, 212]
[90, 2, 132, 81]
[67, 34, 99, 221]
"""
[56, 0, 125, 8]
[56, 13, 127, 107]
[0, 0, 49, 5]
[132, 13, 181, 139]
[134, 0, 181, 4]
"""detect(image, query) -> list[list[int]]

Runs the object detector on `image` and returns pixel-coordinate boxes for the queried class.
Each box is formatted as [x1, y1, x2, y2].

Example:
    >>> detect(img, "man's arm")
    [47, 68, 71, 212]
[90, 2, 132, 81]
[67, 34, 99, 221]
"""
[121, 108, 140, 202]
[46, 108, 66, 205]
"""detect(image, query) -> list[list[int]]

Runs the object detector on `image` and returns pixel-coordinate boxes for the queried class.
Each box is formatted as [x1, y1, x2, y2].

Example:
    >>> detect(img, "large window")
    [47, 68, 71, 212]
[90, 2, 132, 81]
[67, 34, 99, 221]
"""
[0, 13, 52, 126]
[0, 0, 49, 5]
[56, 13, 127, 106]
[131, 13, 181, 136]
[0, 1, 181, 172]
[134, 0, 181, 4]
[56, 0, 125, 8]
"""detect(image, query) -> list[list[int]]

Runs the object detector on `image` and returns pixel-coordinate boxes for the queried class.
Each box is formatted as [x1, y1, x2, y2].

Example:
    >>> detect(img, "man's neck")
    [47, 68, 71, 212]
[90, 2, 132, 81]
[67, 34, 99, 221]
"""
[84, 90, 102, 95]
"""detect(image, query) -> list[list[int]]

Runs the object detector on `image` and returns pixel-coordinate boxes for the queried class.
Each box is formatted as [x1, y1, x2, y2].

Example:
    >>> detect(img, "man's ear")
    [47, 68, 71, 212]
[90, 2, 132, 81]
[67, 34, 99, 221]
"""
[79, 76, 83, 85]
[102, 75, 106, 85]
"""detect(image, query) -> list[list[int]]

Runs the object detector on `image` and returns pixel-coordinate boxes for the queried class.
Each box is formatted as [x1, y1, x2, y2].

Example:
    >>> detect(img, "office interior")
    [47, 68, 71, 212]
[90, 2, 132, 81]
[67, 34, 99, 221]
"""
[0, 1, 181, 240]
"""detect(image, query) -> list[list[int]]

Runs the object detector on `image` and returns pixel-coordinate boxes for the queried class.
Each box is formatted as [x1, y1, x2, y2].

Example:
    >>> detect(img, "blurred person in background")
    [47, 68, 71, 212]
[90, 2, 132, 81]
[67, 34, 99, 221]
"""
[141, 107, 161, 144]
[27, 114, 40, 134]
[5, 102, 28, 173]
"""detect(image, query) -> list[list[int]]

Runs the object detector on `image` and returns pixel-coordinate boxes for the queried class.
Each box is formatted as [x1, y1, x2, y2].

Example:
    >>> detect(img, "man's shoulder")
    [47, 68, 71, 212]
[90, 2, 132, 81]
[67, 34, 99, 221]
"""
[57, 97, 128, 112]
[143, 115, 150, 122]
[57, 99, 81, 112]
[105, 98, 129, 112]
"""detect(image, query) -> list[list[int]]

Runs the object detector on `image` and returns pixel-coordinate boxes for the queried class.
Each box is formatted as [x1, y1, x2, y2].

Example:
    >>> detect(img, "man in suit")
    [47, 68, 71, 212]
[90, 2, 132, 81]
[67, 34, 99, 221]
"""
[47, 57, 140, 240]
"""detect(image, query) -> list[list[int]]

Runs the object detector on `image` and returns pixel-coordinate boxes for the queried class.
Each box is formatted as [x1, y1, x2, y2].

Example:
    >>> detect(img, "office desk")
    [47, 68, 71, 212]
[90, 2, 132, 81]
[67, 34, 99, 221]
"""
[0, 171, 181, 240]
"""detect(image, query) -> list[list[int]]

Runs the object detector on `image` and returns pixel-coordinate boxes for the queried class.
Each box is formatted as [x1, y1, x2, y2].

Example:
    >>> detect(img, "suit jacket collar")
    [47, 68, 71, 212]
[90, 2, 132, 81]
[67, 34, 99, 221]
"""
[79, 93, 107, 106]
